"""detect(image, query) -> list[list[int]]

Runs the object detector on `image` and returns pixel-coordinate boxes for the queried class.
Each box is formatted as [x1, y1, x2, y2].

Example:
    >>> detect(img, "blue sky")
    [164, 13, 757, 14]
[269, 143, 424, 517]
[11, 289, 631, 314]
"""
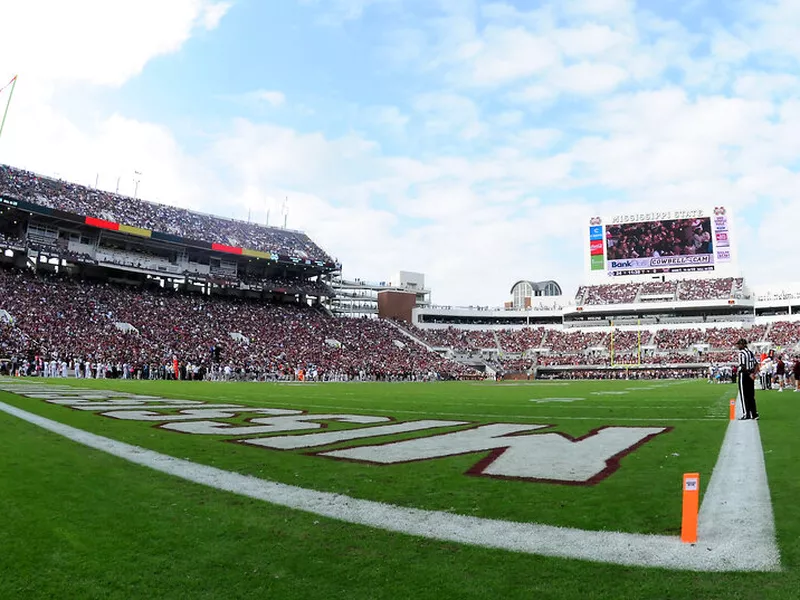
[2, 0, 800, 304]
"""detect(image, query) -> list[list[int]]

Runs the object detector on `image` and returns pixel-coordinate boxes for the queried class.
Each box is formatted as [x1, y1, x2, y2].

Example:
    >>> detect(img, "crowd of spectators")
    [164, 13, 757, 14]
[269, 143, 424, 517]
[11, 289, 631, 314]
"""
[655, 328, 704, 350]
[545, 329, 607, 353]
[542, 368, 705, 380]
[767, 321, 800, 348]
[0, 232, 24, 247]
[704, 325, 767, 348]
[577, 283, 639, 305]
[0, 266, 476, 381]
[608, 330, 643, 352]
[405, 326, 498, 351]
[654, 326, 768, 351]
[0, 164, 335, 263]
[640, 281, 678, 296]
[575, 278, 738, 306]
[497, 328, 545, 352]
[677, 278, 734, 301]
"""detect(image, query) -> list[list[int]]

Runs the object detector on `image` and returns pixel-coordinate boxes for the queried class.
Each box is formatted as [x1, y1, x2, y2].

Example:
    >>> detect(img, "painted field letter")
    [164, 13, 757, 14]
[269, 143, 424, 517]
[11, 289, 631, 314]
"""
[321, 424, 668, 484]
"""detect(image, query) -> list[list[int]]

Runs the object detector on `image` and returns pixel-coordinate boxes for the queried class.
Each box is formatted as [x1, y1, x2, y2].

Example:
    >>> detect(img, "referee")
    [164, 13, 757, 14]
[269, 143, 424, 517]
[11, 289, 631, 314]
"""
[736, 338, 760, 420]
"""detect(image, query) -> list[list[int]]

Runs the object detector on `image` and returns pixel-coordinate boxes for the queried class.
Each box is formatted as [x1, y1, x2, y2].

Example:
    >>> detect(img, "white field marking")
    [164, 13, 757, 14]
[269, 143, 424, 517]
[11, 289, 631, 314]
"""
[101, 407, 302, 422]
[234, 402, 721, 422]
[322, 425, 667, 483]
[0, 385, 159, 398]
[161, 414, 392, 436]
[47, 398, 178, 406]
[0, 400, 779, 572]
[549, 405, 713, 409]
[695, 420, 781, 571]
[241, 419, 468, 450]
[529, 398, 585, 403]
[72, 403, 244, 412]
[485, 382, 569, 387]
[590, 391, 629, 396]
[625, 387, 661, 391]
[0, 382, 713, 422]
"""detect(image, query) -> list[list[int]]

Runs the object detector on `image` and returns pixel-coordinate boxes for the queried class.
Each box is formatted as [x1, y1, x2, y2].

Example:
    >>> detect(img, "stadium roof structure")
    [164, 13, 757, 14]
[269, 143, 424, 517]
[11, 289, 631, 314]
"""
[509, 280, 563, 296]
[0, 163, 339, 272]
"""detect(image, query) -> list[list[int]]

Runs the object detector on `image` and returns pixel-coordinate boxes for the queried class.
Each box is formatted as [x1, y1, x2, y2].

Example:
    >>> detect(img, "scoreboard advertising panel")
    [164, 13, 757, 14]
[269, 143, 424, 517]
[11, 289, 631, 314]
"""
[587, 208, 733, 277]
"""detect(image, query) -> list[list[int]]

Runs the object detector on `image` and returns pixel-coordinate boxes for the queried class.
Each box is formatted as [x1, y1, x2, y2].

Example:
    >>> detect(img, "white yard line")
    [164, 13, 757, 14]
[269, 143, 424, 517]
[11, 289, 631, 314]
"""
[696, 419, 781, 571]
[0, 400, 780, 572]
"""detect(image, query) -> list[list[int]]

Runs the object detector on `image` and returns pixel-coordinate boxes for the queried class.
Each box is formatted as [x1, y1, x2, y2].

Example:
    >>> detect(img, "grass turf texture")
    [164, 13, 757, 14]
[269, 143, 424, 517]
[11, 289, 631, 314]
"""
[1, 378, 798, 599]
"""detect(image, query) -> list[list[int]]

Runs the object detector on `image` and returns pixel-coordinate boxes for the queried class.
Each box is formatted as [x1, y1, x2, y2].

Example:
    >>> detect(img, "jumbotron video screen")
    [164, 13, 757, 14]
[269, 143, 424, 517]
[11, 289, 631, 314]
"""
[588, 208, 732, 277]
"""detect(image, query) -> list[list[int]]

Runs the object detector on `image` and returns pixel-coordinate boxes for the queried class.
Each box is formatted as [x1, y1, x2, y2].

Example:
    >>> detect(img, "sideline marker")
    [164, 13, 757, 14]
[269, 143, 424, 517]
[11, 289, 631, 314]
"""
[681, 473, 700, 544]
[729, 398, 736, 421]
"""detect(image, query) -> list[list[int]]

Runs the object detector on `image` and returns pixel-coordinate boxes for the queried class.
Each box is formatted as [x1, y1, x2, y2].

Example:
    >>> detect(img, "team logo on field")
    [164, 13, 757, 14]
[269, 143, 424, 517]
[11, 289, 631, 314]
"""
[0, 384, 670, 486]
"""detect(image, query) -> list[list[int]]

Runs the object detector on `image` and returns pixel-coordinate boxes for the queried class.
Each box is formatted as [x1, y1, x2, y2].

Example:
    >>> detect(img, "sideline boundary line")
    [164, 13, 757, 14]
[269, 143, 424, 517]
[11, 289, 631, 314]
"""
[0, 398, 781, 572]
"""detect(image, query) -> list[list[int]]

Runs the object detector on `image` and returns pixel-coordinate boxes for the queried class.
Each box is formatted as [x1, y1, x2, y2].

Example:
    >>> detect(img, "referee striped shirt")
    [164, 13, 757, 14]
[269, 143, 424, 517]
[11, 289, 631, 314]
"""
[738, 348, 757, 374]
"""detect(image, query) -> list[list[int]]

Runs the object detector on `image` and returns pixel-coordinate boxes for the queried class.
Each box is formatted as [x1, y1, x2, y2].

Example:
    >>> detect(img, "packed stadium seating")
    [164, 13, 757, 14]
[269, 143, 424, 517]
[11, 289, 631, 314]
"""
[576, 283, 639, 305]
[0, 266, 474, 380]
[575, 278, 736, 306]
[640, 281, 678, 296]
[497, 328, 546, 352]
[766, 321, 800, 349]
[397, 319, 798, 372]
[0, 164, 334, 263]
[676, 278, 734, 301]
[3, 260, 798, 378]
[405, 326, 498, 351]
[544, 329, 608, 353]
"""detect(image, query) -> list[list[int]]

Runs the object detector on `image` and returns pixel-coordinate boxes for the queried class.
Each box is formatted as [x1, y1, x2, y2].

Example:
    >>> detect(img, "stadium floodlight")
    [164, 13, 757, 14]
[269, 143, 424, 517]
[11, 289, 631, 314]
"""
[0, 75, 18, 144]
[133, 171, 142, 198]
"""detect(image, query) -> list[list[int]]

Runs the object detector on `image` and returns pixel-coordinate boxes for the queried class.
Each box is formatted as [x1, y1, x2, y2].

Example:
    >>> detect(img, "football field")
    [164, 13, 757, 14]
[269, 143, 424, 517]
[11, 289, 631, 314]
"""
[1, 377, 798, 599]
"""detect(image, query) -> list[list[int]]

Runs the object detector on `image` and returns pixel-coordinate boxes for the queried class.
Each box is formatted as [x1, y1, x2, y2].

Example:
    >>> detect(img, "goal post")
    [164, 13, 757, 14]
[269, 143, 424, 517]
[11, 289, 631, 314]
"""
[609, 319, 643, 368]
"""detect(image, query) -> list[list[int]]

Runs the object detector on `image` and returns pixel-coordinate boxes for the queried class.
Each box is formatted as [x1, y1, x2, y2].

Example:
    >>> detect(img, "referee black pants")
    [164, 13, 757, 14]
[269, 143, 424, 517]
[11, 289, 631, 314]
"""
[738, 373, 758, 419]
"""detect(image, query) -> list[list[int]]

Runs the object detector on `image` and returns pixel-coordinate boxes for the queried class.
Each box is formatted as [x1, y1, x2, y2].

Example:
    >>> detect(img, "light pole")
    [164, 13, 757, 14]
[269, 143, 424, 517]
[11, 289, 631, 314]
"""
[0, 75, 18, 145]
[133, 171, 142, 199]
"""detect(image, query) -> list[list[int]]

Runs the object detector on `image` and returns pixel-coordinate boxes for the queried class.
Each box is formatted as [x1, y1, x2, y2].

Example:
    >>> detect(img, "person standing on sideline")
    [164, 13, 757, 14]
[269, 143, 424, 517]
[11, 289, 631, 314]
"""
[737, 338, 760, 420]
[775, 355, 786, 392]
[793, 356, 800, 392]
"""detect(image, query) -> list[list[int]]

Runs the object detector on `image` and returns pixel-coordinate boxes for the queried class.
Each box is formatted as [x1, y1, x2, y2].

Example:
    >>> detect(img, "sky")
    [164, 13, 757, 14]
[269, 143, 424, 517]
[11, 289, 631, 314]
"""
[0, 0, 799, 306]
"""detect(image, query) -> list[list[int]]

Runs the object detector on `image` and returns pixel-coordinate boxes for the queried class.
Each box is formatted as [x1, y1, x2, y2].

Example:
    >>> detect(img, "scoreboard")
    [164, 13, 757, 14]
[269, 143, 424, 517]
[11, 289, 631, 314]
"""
[585, 207, 736, 281]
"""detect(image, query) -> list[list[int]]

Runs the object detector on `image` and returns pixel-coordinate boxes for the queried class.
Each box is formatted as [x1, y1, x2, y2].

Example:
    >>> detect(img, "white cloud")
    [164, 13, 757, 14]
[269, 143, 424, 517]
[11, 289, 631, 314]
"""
[0, 0, 231, 88]
[298, 0, 399, 23]
[561, 0, 634, 19]
[412, 92, 485, 140]
[733, 72, 800, 100]
[710, 30, 751, 63]
[554, 23, 630, 56]
[367, 106, 410, 134]
[553, 62, 629, 94]
[508, 84, 559, 106]
[491, 110, 524, 127]
[255, 91, 287, 107]
[461, 27, 561, 87]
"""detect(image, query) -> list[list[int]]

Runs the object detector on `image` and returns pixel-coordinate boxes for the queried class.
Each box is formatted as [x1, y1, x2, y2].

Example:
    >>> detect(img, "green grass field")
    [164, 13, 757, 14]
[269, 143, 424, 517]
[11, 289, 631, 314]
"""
[1, 378, 798, 599]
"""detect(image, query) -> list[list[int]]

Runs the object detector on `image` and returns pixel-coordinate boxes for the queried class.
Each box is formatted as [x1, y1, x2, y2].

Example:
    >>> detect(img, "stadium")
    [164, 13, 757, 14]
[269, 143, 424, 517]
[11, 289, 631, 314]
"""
[3, 2, 800, 597]
[1, 162, 799, 599]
